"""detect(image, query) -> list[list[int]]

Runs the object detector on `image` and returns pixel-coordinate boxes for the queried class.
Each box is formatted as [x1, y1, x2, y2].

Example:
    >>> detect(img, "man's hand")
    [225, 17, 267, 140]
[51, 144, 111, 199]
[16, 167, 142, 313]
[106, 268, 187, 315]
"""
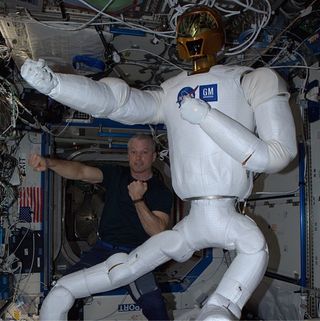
[128, 181, 147, 201]
[21, 59, 58, 95]
[180, 96, 210, 124]
[29, 153, 48, 172]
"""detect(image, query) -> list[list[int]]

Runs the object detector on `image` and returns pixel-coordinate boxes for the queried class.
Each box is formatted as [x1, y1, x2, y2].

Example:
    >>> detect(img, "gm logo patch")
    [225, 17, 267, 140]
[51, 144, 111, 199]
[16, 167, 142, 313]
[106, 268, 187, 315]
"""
[199, 84, 218, 102]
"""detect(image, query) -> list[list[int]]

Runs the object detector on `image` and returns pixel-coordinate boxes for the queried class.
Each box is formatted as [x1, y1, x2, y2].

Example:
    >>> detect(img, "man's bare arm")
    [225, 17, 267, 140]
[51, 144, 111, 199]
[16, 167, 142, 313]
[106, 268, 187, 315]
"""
[29, 153, 103, 184]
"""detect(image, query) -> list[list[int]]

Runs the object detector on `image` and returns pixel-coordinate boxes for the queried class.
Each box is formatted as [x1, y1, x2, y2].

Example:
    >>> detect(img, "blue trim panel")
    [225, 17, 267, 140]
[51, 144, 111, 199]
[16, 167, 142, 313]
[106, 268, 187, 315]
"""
[64, 118, 166, 131]
[110, 26, 146, 37]
[160, 248, 213, 293]
[299, 142, 307, 287]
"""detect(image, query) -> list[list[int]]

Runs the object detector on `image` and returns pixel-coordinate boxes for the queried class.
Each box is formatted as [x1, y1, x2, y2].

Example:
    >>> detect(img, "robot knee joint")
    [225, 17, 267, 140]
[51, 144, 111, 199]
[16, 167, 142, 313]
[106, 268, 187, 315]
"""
[106, 252, 129, 271]
[40, 285, 74, 316]
[161, 230, 193, 262]
[252, 228, 266, 252]
[47, 284, 74, 302]
[107, 252, 135, 286]
[237, 223, 267, 255]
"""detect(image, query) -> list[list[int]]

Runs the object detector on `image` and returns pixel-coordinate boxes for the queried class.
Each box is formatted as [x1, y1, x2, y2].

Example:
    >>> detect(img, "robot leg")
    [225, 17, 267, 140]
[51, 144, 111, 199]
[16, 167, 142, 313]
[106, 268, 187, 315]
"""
[40, 229, 194, 321]
[107, 228, 194, 285]
[199, 214, 268, 321]
[40, 252, 128, 321]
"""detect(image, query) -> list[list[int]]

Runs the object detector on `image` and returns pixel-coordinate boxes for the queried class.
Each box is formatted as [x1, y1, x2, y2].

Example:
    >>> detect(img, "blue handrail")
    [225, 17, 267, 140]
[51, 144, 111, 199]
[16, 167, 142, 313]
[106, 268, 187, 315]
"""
[299, 142, 307, 287]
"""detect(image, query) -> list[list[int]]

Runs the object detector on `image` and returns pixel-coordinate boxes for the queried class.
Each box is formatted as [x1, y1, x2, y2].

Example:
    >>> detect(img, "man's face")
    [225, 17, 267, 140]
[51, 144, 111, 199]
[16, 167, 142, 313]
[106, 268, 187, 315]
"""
[128, 138, 156, 175]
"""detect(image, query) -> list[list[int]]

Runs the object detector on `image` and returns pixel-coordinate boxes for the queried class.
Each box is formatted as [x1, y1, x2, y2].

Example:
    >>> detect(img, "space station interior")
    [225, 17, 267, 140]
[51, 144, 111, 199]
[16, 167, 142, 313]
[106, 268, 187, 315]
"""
[0, 0, 320, 320]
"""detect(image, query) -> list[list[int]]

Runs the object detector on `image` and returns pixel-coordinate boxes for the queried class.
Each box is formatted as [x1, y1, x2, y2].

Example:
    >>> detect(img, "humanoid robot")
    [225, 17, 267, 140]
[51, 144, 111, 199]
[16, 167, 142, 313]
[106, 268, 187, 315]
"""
[21, 6, 297, 321]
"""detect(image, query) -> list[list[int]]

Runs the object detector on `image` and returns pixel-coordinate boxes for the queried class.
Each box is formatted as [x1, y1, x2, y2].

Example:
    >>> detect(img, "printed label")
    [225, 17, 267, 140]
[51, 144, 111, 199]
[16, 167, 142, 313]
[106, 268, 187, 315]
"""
[118, 303, 141, 312]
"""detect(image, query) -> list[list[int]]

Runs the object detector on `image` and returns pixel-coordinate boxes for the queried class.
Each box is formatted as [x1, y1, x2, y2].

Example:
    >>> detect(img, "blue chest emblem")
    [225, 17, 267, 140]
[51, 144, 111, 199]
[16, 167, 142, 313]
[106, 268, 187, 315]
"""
[176, 86, 198, 107]
[199, 84, 218, 102]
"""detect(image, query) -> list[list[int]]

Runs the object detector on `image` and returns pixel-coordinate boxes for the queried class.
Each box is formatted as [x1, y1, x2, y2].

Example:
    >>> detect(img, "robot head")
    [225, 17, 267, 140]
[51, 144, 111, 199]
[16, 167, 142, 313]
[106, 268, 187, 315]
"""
[176, 6, 225, 74]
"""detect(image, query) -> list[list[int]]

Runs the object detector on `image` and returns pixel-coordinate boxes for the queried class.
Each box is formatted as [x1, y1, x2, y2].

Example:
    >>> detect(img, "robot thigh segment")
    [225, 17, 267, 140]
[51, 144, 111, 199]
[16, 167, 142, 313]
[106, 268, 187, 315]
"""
[111, 229, 195, 286]
[158, 229, 195, 262]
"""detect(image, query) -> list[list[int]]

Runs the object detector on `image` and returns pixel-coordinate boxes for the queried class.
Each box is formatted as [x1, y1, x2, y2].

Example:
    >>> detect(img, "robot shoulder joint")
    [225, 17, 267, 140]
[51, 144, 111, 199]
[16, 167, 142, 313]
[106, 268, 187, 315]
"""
[241, 67, 289, 109]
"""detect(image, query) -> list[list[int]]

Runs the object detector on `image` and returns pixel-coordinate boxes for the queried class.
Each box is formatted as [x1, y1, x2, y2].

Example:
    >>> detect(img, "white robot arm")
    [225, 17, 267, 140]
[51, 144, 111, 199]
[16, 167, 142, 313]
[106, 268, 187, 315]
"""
[180, 68, 297, 173]
[21, 59, 164, 124]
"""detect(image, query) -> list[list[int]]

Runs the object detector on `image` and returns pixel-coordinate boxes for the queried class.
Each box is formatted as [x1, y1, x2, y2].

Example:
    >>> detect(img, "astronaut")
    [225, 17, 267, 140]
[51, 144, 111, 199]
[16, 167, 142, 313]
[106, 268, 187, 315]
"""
[21, 6, 297, 321]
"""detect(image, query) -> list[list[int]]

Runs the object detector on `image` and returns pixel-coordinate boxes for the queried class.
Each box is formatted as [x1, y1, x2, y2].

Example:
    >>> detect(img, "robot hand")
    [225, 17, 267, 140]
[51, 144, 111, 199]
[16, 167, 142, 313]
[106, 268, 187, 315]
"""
[21, 59, 58, 95]
[180, 96, 210, 124]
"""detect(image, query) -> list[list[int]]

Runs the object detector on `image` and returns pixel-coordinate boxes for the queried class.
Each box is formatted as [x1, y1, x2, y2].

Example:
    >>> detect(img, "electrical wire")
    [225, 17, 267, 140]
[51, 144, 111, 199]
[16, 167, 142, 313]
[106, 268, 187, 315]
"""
[1, 75, 64, 138]
[293, 50, 310, 95]
[0, 219, 37, 316]
[294, 23, 320, 54]
[0, 77, 19, 140]
[22, 0, 279, 60]
[76, 0, 175, 38]
[0, 76, 50, 139]
[213, 3, 241, 16]
[225, 7, 271, 55]
[24, 0, 115, 32]
[40, 117, 73, 137]
[15, 232, 36, 297]
[252, 1, 318, 66]
[232, 0, 270, 15]
[269, 65, 319, 70]
[118, 48, 185, 71]
[225, 22, 265, 55]
[23, 1, 175, 39]
[222, 0, 272, 55]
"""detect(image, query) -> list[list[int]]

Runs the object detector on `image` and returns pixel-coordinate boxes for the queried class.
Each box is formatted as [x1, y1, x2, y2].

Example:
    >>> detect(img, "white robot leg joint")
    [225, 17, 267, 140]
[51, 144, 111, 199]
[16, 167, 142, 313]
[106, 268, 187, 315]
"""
[160, 230, 194, 262]
[52, 253, 130, 300]
[234, 215, 267, 255]
[105, 230, 195, 287]
[107, 252, 137, 286]
[39, 285, 74, 321]
[106, 252, 129, 272]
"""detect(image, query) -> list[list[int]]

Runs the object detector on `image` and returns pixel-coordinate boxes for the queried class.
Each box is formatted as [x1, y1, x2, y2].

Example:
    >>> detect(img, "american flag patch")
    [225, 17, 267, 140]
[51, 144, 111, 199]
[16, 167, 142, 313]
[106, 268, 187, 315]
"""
[19, 187, 42, 223]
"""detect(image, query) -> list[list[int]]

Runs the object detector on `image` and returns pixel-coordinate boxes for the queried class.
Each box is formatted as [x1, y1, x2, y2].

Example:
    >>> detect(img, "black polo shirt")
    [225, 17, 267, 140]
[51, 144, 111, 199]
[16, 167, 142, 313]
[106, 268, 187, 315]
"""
[97, 165, 173, 247]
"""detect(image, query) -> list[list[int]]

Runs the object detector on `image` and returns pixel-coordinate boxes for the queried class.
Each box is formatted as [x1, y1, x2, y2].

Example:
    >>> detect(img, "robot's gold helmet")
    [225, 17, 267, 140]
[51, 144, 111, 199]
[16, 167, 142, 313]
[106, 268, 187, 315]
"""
[176, 6, 225, 62]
